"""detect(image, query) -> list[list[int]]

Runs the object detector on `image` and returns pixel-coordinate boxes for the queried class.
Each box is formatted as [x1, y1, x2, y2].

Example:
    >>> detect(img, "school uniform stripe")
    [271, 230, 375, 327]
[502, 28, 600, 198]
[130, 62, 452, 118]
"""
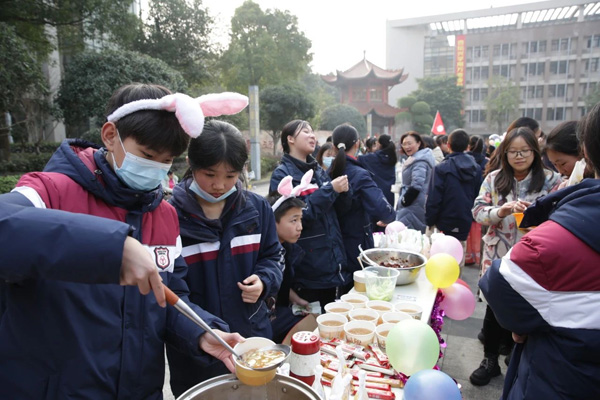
[231, 234, 261, 255]
[500, 248, 600, 330]
[11, 186, 47, 209]
[182, 241, 220, 264]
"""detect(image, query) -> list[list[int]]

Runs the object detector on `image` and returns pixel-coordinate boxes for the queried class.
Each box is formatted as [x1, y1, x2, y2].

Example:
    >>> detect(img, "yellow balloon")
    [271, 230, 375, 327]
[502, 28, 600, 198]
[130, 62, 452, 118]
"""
[425, 253, 459, 288]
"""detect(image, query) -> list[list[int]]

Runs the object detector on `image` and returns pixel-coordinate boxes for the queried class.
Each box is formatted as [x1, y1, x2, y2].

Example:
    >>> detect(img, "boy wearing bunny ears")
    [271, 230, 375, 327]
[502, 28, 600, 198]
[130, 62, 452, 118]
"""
[0, 84, 247, 399]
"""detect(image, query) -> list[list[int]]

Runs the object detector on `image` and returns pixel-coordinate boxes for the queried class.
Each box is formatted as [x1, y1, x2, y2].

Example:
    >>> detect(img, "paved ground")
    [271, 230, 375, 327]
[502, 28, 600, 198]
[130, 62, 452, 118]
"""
[162, 179, 507, 399]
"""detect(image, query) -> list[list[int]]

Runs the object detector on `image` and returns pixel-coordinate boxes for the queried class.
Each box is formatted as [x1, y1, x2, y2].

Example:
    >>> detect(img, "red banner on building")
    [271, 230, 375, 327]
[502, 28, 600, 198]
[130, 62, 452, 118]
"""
[455, 35, 466, 86]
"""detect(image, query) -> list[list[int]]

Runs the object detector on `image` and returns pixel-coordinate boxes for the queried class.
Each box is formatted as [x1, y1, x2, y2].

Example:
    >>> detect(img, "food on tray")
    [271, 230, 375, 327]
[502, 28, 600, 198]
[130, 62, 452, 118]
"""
[379, 256, 419, 269]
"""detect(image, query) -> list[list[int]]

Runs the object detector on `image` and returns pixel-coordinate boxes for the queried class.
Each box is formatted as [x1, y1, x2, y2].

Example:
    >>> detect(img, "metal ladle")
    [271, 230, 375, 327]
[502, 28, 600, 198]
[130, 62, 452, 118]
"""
[358, 244, 379, 267]
[163, 285, 289, 371]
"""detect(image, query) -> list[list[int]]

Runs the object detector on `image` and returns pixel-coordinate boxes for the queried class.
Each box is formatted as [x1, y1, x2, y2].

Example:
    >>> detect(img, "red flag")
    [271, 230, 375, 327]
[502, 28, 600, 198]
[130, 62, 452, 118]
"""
[431, 111, 446, 136]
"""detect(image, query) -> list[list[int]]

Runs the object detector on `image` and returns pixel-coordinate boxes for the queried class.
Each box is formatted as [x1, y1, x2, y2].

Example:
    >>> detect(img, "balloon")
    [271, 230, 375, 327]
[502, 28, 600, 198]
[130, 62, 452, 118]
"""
[425, 253, 459, 288]
[385, 319, 440, 376]
[440, 283, 476, 320]
[385, 221, 406, 235]
[455, 278, 470, 289]
[430, 235, 463, 264]
[403, 369, 462, 400]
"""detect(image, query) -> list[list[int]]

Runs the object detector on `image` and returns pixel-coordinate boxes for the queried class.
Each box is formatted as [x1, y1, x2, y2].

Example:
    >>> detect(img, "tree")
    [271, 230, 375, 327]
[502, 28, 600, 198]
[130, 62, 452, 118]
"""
[57, 49, 186, 131]
[132, 0, 216, 86]
[0, 23, 49, 161]
[584, 86, 600, 111]
[300, 71, 338, 128]
[395, 97, 433, 135]
[410, 76, 464, 131]
[220, 1, 312, 92]
[260, 83, 315, 155]
[319, 104, 367, 136]
[485, 75, 520, 134]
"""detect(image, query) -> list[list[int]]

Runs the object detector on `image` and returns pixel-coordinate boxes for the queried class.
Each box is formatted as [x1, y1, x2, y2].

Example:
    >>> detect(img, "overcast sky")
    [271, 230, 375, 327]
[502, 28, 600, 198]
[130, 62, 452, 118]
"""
[201, 0, 546, 75]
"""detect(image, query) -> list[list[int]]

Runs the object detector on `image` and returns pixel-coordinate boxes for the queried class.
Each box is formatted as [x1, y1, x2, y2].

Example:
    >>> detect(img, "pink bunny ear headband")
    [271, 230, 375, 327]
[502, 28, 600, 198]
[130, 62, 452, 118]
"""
[271, 170, 318, 212]
[106, 92, 249, 138]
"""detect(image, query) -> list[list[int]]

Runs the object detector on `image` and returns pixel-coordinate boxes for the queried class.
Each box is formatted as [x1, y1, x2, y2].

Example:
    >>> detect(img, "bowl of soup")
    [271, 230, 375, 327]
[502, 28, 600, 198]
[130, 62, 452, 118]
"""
[234, 337, 285, 386]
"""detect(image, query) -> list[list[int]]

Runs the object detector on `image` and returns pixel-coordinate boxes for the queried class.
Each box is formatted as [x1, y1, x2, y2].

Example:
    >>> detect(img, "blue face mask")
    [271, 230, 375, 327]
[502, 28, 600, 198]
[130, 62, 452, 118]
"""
[189, 179, 237, 203]
[111, 132, 171, 192]
[323, 156, 334, 168]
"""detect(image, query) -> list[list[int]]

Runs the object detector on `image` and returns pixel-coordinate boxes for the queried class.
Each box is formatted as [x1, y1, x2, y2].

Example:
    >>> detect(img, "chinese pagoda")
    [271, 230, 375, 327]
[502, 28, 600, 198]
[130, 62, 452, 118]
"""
[321, 57, 408, 135]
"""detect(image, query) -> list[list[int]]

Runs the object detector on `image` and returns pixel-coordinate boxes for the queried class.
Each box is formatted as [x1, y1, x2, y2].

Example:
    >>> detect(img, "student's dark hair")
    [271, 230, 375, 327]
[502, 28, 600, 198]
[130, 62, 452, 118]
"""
[105, 83, 189, 156]
[280, 120, 312, 154]
[266, 192, 306, 222]
[579, 102, 600, 177]
[506, 117, 540, 136]
[545, 121, 581, 158]
[421, 135, 436, 150]
[435, 135, 448, 146]
[326, 135, 333, 143]
[184, 120, 248, 178]
[316, 142, 333, 167]
[378, 134, 397, 164]
[400, 131, 424, 150]
[365, 137, 377, 151]
[448, 129, 469, 153]
[468, 135, 485, 154]
[330, 124, 359, 179]
[495, 127, 546, 198]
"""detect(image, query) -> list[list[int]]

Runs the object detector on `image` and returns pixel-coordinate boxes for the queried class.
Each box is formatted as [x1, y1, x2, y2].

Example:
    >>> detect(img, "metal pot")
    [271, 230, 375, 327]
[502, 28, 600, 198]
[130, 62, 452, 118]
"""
[358, 248, 427, 285]
[176, 373, 322, 400]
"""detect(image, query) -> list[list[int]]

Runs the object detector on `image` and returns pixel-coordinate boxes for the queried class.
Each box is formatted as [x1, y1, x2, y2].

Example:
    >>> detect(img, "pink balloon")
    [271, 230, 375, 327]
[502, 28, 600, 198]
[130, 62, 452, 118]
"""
[385, 221, 406, 235]
[430, 235, 464, 263]
[440, 283, 476, 320]
[456, 278, 470, 290]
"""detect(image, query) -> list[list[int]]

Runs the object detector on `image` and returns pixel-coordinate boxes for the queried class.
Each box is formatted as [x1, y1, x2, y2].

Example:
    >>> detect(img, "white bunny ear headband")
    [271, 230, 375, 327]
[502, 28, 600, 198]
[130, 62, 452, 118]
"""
[106, 92, 249, 138]
[271, 170, 318, 212]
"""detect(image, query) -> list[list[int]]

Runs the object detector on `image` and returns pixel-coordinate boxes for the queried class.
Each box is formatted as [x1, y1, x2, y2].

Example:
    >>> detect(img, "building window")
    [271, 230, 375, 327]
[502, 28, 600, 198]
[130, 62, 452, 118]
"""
[493, 44, 501, 58]
[536, 86, 544, 98]
[369, 88, 382, 101]
[547, 107, 566, 121]
[481, 66, 489, 80]
[481, 88, 488, 100]
[586, 35, 600, 48]
[550, 60, 568, 74]
[472, 89, 480, 101]
[352, 88, 367, 101]
[586, 58, 599, 72]
[482, 45, 489, 58]
[539, 40, 546, 53]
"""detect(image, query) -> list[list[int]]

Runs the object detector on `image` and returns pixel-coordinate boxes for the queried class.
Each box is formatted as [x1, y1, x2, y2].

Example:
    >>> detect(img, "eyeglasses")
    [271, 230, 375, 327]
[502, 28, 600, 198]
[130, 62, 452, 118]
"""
[506, 149, 533, 159]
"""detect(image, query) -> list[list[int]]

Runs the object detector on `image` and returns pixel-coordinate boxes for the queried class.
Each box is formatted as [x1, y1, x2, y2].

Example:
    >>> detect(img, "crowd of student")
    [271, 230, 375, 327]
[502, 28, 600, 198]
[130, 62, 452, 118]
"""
[0, 81, 598, 399]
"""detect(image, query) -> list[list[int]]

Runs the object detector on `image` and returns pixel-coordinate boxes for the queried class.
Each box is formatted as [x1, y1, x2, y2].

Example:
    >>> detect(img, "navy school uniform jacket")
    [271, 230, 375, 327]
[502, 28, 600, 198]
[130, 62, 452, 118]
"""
[358, 150, 396, 206]
[167, 178, 283, 388]
[335, 156, 396, 274]
[0, 139, 227, 400]
[270, 154, 348, 289]
[426, 152, 482, 241]
[480, 179, 600, 399]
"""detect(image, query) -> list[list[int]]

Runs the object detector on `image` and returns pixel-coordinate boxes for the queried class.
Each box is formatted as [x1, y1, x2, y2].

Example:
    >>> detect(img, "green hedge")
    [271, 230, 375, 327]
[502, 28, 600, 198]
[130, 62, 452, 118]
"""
[0, 175, 21, 194]
[0, 153, 53, 173]
[10, 142, 61, 153]
[260, 156, 280, 175]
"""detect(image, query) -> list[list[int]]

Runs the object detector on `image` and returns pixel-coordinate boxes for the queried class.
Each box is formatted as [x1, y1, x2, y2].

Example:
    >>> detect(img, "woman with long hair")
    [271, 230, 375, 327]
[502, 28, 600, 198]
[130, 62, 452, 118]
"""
[329, 125, 395, 289]
[544, 120, 593, 187]
[470, 127, 561, 387]
[358, 134, 398, 206]
[269, 120, 349, 308]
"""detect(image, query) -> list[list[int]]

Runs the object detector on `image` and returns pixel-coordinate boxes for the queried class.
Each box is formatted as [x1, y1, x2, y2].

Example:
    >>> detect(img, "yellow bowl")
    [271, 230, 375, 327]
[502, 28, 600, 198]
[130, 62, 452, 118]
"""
[234, 337, 277, 386]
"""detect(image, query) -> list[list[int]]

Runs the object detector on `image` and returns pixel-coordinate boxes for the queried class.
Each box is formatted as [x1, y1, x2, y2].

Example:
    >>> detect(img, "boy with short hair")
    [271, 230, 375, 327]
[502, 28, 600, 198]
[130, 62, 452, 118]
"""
[267, 191, 311, 343]
[426, 129, 482, 264]
[0, 83, 246, 399]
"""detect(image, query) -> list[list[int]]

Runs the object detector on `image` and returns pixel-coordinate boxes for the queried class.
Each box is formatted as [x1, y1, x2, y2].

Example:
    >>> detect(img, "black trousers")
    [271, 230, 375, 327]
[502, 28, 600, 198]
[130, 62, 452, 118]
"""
[483, 304, 513, 356]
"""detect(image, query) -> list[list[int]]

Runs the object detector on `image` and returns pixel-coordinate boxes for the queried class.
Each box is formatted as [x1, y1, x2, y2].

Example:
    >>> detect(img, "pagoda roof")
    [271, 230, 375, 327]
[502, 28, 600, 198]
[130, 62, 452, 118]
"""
[321, 59, 408, 85]
[352, 102, 403, 119]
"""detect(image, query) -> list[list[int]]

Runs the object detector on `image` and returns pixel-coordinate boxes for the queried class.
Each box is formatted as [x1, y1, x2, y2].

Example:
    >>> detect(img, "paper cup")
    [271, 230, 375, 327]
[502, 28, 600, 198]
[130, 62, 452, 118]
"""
[375, 323, 395, 350]
[340, 293, 369, 309]
[394, 302, 423, 320]
[316, 313, 347, 340]
[381, 311, 412, 324]
[324, 301, 353, 318]
[348, 307, 379, 324]
[344, 320, 376, 346]
[366, 300, 394, 323]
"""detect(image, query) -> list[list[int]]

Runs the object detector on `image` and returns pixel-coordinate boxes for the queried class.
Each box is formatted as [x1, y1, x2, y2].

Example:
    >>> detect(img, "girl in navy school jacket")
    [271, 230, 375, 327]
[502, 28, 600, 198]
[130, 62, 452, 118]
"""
[330, 124, 396, 290]
[167, 120, 283, 395]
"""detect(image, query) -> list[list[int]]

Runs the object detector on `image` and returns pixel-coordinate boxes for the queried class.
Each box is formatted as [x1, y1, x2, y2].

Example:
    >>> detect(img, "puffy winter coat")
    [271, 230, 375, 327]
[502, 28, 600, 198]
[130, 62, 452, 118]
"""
[480, 179, 600, 400]
[426, 152, 482, 240]
[396, 148, 436, 233]
[336, 156, 395, 273]
[270, 154, 348, 289]
[358, 150, 396, 206]
[0, 139, 227, 400]
[167, 178, 283, 390]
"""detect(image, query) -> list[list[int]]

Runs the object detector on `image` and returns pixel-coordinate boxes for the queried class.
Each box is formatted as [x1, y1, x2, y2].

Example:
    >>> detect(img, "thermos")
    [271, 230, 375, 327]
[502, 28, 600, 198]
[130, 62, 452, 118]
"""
[289, 331, 321, 385]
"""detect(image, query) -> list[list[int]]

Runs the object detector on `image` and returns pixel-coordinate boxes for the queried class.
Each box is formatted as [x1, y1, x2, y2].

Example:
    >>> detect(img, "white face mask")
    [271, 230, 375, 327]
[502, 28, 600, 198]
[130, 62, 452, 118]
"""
[323, 156, 334, 168]
[111, 132, 171, 191]
[189, 179, 237, 203]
